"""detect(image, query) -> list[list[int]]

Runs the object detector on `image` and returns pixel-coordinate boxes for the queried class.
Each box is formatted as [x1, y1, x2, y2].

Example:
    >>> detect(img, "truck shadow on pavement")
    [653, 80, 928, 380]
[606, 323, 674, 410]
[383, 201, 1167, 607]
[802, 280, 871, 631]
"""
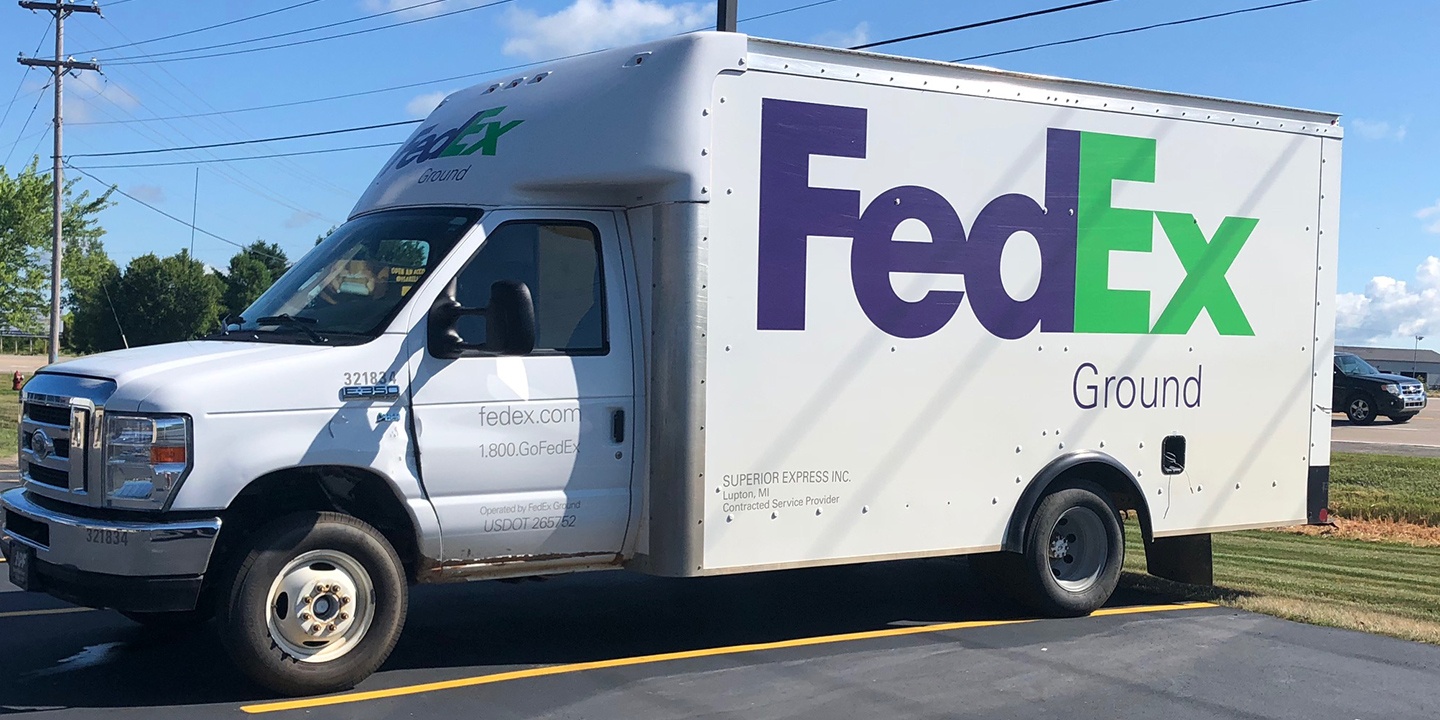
[0, 557, 1189, 712]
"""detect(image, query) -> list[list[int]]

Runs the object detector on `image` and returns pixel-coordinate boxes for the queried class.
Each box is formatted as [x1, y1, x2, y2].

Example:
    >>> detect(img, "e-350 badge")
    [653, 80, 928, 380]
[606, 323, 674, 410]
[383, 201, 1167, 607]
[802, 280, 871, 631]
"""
[341, 384, 402, 401]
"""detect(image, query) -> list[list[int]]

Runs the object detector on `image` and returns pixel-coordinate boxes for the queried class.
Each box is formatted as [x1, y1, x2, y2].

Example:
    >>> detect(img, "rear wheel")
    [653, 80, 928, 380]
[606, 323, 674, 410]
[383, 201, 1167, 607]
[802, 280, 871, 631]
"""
[1012, 482, 1124, 617]
[1345, 394, 1376, 425]
[216, 512, 407, 696]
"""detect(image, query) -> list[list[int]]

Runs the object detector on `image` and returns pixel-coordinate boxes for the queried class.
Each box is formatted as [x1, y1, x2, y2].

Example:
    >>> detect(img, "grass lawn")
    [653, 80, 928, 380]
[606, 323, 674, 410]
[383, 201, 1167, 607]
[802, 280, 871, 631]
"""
[1329, 452, 1440, 525]
[0, 388, 17, 458]
[1124, 524, 1440, 644]
[1116, 451, 1440, 644]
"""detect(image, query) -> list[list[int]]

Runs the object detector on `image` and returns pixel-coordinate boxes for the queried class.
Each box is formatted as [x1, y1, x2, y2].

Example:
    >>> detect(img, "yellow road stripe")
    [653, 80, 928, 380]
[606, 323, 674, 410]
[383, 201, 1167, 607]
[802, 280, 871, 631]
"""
[242, 601, 1215, 714]
[0, 607, 94, 619]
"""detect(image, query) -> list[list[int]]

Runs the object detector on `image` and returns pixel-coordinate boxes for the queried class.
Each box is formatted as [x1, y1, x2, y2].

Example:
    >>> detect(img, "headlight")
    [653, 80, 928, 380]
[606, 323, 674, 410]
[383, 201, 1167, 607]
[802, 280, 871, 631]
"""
[1383, 384, 1401, 396]
[104, 413, 191, 510]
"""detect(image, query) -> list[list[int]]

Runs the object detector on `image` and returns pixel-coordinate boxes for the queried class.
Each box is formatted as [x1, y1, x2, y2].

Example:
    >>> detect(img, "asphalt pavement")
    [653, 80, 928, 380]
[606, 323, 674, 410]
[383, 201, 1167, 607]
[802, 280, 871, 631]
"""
[2, 556, 1437, 718]
[1332, 402, 1440, 456]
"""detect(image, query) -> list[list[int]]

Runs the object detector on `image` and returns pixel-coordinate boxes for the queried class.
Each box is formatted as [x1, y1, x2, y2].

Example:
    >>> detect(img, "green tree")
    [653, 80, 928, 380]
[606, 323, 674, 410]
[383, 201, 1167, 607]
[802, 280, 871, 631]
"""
[0, 158, 113, 334]
[217, 241, 289, 320]
[63, 230, 122, 353]
[66, 257, 123, 353]
[111, 250, 224, 346]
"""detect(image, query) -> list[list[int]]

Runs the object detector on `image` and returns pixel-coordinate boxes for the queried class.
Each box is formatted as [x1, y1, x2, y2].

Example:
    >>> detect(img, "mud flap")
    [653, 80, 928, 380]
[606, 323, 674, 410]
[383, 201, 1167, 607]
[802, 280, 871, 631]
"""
[1307, 465, 1330, 524]
[1144, 533, 1213, 586]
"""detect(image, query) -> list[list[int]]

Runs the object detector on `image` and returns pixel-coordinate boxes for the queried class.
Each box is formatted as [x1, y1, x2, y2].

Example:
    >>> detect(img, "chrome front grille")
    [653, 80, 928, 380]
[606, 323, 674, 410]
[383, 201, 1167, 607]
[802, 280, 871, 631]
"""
[1401, 384, 1426, 409]
[17, 374, 117, 509]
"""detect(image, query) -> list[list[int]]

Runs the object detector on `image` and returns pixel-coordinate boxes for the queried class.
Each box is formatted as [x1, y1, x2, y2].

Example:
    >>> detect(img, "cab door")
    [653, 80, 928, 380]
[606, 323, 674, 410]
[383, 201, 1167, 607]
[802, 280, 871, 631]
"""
[406, 210, 634, 565]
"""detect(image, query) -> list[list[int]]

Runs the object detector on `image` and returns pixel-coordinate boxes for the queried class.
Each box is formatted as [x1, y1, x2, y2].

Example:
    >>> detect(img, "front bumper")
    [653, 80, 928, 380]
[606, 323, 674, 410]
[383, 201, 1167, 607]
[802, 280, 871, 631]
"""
[1, 488, 221, 612]
[1379, 392, 1426, 416]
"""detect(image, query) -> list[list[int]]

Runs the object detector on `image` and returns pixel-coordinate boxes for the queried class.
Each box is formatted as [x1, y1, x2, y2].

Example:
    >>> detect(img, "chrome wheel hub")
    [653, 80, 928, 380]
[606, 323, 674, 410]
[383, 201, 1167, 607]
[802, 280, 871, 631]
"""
[265, 550, 375, 663]
[1047, 506, 1109, 593]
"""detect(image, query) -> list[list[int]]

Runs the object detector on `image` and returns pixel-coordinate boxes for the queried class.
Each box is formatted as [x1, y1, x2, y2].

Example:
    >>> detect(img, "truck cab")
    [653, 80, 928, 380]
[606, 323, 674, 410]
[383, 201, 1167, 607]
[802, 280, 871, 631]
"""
[1333, 352, 1426, 424]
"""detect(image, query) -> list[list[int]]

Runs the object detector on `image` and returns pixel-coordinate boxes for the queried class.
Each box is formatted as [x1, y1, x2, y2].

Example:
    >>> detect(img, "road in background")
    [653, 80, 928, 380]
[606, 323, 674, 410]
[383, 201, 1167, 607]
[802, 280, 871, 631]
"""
[1, 354, 58, 378]
[1332, 403, 1440, 456]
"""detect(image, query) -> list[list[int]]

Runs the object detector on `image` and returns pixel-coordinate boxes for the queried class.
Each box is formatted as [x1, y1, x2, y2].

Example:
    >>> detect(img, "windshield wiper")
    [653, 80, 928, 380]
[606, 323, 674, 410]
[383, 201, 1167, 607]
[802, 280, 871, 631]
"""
[255, 314, 326, 344]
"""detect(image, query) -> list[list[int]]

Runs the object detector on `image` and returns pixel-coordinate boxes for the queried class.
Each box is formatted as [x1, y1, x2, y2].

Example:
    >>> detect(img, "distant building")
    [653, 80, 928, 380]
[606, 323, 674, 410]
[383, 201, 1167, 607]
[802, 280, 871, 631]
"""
[1336, 345, 1440, 388]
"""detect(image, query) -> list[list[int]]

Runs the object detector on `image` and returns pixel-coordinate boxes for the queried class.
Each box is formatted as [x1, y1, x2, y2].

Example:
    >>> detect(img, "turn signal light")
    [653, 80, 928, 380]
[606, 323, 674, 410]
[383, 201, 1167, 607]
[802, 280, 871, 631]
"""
[150, 446, 187, 465]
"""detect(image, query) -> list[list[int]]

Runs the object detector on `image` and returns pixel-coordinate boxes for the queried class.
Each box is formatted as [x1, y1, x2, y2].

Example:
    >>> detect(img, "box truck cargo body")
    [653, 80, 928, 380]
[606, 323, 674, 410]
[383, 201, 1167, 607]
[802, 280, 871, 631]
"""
[2, 33, 1340, 695]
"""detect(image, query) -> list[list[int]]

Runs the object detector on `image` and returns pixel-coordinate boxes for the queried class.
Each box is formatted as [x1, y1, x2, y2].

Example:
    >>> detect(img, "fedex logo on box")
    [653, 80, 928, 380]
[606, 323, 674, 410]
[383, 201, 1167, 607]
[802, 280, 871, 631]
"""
[756, 99, 1258, 339]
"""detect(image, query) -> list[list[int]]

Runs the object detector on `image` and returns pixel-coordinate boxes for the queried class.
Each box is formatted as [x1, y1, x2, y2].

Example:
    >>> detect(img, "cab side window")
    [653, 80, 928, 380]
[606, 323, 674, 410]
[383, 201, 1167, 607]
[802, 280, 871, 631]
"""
[453, 222, 607, 354]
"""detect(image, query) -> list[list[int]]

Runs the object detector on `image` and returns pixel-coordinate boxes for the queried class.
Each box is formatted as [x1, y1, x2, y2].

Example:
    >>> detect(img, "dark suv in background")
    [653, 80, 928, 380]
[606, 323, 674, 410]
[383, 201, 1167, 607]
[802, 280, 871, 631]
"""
[1334, 352, 1427, 424]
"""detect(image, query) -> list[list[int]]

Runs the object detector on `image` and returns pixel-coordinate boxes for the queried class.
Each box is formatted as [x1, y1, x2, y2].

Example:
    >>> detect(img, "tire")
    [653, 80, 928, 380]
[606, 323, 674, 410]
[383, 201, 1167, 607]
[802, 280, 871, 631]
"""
[1011, 482, 1124, 617]
[121, 608, 212, 633]
[1345, 394, 1376, 425]
[1390, 415, 1413, 424]
[216, 512, 408, 696]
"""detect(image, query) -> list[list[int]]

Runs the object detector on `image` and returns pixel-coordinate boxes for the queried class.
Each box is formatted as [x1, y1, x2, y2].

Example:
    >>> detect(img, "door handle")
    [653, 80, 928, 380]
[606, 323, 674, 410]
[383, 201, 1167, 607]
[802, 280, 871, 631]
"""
[612, 409, 625, 443]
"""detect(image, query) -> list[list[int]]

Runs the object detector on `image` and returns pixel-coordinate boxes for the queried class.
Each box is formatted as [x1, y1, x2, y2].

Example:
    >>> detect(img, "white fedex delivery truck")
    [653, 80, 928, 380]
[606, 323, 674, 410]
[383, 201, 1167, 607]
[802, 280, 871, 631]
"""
[3, 33, 1339, 695]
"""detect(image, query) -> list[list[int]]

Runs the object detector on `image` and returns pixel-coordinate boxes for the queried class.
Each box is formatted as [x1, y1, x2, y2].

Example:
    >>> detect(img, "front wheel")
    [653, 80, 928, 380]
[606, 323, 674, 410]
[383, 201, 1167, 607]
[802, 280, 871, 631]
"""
[216, 512, 408, 696]
[1389, 414, 1413, 424]
[1346, 394, 1376, 425]
[1014, 482, 1124, 617]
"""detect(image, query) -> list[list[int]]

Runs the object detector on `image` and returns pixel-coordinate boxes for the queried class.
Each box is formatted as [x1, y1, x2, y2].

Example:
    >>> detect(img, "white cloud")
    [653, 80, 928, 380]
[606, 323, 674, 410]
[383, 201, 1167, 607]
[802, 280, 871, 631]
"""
[1349, 118, 1407, 142]
[812, 22, 870, 49]
[64, 74, 140, 123]
[127, 184, 165, 204]
[283, 210, 321, 229]
[405, 90, 451, 118]
[1336, 257, 1440, 344]
[501, 0, 708, 60]
[1418, 199, 1440, 235]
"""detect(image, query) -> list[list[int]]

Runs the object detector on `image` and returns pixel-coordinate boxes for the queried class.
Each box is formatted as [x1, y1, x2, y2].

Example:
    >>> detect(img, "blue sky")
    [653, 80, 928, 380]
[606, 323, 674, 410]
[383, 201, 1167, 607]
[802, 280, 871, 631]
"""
[0, 0, 1434, 346]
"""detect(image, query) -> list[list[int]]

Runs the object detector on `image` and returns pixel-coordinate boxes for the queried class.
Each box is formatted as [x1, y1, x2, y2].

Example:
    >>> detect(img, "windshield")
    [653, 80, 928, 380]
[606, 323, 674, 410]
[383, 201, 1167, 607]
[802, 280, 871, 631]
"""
[1336, 353, 1380, 376]
[233, 208, 480, 342]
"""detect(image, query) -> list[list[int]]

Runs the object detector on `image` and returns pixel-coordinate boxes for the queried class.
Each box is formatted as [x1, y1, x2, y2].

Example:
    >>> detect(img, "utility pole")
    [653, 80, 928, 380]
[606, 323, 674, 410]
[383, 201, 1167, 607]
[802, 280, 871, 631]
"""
[717, 0, 736, 32]
[17, 1, 101, 365]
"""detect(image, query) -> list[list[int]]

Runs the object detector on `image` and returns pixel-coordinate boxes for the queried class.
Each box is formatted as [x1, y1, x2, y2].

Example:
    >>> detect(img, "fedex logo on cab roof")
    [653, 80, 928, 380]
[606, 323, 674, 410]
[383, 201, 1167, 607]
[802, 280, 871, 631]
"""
[755, 99, 1257, 340]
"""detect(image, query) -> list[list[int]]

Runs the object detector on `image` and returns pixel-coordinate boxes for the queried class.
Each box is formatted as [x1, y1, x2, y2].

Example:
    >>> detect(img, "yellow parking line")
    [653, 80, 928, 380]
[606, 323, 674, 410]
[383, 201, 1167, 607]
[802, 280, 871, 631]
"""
[242, 601, 1216, 714]
[0, 607, 94, 619]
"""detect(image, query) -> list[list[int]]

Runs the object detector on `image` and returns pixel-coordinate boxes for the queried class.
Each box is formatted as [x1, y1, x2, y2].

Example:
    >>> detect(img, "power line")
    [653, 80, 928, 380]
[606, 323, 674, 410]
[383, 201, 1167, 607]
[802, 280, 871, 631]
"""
[69, 68, 512, 126]
[88, 16, 357, 202]
[68, 118, 420, 158]
[72, 141, 399, 168]
[740, 0, 848, 24]
[851, 0, 1121, 51]
[72, 0, 846, 128]
[102, 0, 515, 65]
[955, 0, 1321, 62]
[3, 78, 50, 168]
[75, 0, 327, 55]
[66, 162, 289, 263]
[0, 17, 54, 138]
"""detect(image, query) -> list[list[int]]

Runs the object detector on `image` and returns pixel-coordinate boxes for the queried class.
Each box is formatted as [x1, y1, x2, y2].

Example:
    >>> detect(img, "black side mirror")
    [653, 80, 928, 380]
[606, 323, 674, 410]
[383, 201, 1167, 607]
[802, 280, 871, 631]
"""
[428, 279, 536, 359]
[485, 280, 536, 355]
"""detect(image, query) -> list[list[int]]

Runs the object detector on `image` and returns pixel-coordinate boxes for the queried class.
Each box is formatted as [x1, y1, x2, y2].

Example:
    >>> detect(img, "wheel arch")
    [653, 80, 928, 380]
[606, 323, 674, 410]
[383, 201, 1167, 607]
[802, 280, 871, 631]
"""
[214, 465, 424, 583]
[1002, 451, 1152, 554]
